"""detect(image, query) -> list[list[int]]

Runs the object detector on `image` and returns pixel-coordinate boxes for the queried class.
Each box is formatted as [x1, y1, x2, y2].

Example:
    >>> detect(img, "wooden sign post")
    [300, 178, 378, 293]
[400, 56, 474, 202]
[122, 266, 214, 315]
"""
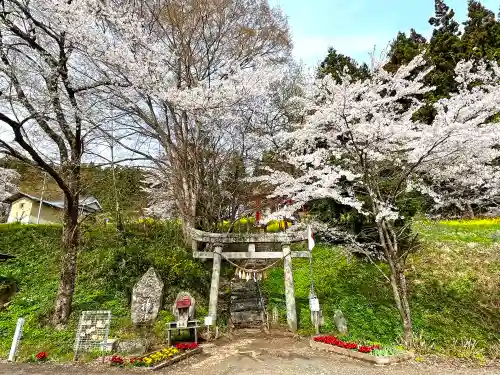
[309, 297, 320, 335]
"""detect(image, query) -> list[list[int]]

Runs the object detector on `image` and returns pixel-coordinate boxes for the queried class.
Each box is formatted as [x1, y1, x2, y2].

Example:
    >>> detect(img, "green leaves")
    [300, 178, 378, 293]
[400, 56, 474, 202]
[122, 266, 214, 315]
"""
[0, 222, 210, 360]
[318, 48, 370, 83]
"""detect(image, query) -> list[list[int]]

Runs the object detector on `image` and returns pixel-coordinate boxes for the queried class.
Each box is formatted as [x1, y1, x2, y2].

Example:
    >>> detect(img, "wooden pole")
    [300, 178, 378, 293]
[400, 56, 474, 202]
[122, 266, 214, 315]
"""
[282, 244, 297, 332]
[208, 244, 222, 324]
[314, 311, 320, 335]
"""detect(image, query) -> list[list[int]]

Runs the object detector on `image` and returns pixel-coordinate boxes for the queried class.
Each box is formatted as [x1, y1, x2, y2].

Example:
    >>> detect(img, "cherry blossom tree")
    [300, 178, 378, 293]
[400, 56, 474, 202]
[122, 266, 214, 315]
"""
[0, 0, 167, 325]
[105, 0, 293, 238]
[0, 166, 19, 221]
[140, 62, 301, 231]
[0, 0, 291, 322]
[256, 56, 500, 343]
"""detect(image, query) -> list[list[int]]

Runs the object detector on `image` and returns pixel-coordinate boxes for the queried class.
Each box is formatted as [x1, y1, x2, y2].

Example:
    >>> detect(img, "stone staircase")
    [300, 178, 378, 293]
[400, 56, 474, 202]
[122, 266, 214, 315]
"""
[229, 260, 268, 330]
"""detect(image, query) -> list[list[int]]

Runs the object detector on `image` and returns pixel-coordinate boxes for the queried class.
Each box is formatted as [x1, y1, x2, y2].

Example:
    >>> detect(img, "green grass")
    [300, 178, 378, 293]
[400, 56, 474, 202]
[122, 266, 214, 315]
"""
[263, 245, 402, 343]
[2, 219, 500, 361]
[0, 222, 211, 361]
[263, 219, 500, 357]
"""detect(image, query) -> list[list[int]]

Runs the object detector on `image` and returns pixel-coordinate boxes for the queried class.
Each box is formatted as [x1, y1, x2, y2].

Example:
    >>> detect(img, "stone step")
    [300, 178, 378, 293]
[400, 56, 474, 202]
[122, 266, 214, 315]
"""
[231, 281, 260, 290]
[230, 289, 264, 297]
[229, 274, 268, 329]
[231, 322, 264, 329]
[231, 305, 265, 313]
[230, 296, 266, 303]
[231, 311, 264, 323]
[231, 327, 268, 335]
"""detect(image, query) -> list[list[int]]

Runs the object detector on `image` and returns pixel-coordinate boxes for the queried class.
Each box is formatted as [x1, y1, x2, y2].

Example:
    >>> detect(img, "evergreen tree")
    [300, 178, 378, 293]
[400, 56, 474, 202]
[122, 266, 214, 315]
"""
[462, 0, 500, 60]
[318, 47, 370, 83]
[427, 0, 463, 99]
[384, 29, 427, 73]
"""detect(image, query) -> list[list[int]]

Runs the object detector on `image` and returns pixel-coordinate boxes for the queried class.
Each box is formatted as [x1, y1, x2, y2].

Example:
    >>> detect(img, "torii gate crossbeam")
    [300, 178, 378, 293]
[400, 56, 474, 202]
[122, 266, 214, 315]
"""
[191, 228, 310, 332]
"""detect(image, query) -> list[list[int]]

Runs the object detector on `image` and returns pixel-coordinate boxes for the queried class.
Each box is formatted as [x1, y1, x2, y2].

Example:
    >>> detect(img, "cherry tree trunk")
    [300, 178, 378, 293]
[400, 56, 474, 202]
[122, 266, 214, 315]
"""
[393, 264, 413, 344]
[378, 222, 413, 345]
[466, 203, 475, 219]
[52, 198, 79, 327]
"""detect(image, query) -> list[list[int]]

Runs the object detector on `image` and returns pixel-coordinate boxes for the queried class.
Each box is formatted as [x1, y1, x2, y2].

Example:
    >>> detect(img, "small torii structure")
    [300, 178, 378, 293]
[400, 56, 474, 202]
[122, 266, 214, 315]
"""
[191, 228, 310, 332]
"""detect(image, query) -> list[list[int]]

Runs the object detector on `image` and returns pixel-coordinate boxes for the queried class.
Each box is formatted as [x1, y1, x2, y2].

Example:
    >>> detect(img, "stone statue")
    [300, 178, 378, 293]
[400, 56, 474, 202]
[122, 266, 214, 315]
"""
[131, 267, 164, 325]
[334, 309, 348, 335]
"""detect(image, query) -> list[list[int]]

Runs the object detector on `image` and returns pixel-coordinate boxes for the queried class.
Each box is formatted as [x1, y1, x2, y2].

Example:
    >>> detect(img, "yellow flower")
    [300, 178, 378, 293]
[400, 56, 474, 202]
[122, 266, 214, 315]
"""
[144, 357, 153, 365]
[440, 218, 500, 227]
[151, 352, 163, 362]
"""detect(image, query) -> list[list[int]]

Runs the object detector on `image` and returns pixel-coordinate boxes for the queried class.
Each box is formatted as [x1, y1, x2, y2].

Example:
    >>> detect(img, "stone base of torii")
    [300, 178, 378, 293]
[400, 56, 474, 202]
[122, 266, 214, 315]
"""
[190, 229, 310, 332]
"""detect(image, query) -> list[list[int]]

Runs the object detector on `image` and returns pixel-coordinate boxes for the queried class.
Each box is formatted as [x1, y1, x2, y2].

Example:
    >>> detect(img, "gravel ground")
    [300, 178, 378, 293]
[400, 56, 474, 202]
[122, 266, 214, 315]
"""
[1, 335, 500, 375]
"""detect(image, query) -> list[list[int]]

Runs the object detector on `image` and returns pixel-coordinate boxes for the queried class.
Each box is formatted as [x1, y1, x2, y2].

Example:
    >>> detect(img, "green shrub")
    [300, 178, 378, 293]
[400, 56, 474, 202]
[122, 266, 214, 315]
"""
[0, 222, 210, 360]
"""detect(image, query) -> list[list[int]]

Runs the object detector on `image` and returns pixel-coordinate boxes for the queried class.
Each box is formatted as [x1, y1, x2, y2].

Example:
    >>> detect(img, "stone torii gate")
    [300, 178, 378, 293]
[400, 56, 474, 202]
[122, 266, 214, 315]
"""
[191, 228, 310, 332]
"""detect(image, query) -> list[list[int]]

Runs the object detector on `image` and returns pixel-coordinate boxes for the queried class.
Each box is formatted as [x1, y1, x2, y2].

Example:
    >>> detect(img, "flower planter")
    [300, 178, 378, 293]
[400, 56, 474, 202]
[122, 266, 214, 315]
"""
[149, 347, 202, 371]
[310, 339, 413, 365]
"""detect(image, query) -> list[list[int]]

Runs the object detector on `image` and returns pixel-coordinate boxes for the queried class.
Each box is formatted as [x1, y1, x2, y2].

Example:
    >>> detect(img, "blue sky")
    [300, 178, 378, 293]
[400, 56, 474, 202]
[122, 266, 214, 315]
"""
[271, 0, 499, 67]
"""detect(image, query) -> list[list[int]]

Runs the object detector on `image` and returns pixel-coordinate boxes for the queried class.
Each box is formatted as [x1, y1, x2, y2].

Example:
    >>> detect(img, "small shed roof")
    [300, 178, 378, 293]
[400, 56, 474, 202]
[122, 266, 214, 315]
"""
[2, 192, 102, 213]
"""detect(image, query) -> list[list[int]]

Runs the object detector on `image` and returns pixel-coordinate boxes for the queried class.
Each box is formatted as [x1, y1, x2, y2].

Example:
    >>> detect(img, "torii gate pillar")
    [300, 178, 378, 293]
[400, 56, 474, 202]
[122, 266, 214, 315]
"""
[282, 243, 297, 332]
[208, 244, 222, 324]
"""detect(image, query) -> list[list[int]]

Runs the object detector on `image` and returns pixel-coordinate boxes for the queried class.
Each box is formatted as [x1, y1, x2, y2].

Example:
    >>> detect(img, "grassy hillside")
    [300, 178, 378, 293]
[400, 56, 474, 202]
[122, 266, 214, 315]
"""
[0, 219, 499, 362]
[263, 218, 500, 359]
[0, 223, 211, 361]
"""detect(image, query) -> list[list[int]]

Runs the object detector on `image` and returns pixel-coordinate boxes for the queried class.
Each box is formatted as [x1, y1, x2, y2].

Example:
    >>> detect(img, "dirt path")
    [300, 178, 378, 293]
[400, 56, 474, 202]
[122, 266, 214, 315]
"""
[1, 336, 499, 375]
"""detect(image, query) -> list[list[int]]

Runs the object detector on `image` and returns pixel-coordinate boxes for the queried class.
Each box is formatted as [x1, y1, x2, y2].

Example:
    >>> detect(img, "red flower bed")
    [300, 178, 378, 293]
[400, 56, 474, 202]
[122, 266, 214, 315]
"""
[175, 342, 199, 350]
[129, 357, 145, 366]
[110, 355, 124, 366]
[313, 336, 380, 354]
[35, 352, 48, 361]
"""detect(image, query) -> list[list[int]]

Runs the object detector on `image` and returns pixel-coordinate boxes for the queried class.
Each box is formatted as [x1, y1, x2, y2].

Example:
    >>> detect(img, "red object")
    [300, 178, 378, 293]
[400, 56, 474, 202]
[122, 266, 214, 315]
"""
[176, 296, 191, 308]
[255, 211, 261, 222]
[175, 342, 199, 350]
[35, 352, 48, 361]
[111, 355, 124, 365]
[312, 336, 380, 354]
[358, 346, 374, 353]
[130, 357, 144, 365]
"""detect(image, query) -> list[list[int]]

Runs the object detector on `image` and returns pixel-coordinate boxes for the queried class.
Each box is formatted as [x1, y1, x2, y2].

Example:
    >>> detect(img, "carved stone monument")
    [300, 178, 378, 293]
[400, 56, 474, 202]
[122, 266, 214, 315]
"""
[334, 309, 348, 335]
[131, 267, 164, 325]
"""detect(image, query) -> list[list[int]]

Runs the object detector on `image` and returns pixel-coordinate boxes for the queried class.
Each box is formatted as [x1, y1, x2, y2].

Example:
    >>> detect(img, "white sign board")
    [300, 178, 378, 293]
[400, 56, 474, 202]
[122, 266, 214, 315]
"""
[177, 320, 188, 328]
[309, 297, 320, 312]
[204, 316, 213, 326]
